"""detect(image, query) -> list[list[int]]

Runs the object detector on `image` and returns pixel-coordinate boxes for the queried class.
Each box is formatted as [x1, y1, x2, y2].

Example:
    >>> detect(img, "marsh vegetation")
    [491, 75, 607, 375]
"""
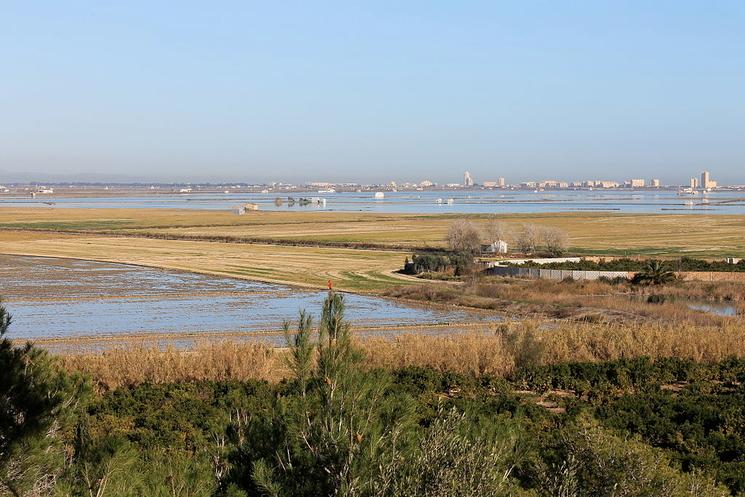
[2, 296, 744, 496]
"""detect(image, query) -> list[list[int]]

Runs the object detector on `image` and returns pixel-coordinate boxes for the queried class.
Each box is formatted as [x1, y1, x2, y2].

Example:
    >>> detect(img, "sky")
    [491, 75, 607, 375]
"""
[1, 1, 743, 185]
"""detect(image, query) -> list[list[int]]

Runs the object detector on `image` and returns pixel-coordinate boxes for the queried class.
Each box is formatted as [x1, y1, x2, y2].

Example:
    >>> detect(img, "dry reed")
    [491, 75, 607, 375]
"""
[57, 320, 745, 391]
[59, 340, 287, 390]
[359, 332, 515, 377]
[388, 278, 745, 325]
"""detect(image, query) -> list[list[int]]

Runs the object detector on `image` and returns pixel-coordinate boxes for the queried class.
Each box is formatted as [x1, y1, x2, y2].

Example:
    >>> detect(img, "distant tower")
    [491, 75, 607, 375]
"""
[701, 171, 710, 189]
[463, 171, 474, 187]
[497, 177, 506, 187]
[690, 177, 698, 189]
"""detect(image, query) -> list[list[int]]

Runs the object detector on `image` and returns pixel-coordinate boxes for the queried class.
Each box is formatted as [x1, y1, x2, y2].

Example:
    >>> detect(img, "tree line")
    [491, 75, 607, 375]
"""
[446, 219, 569, 257]
[403, 220, 570, 276]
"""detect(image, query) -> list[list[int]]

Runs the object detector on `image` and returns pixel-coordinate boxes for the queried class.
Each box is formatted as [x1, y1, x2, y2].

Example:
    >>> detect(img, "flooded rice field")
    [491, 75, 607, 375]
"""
[0, 255, 497, 349]
[4, 189, 745, 214]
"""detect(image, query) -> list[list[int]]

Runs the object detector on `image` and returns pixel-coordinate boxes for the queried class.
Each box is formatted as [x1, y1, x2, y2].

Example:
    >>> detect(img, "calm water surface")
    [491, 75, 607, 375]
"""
[0, 255, 496, 344]
[3, 190, 745, 214]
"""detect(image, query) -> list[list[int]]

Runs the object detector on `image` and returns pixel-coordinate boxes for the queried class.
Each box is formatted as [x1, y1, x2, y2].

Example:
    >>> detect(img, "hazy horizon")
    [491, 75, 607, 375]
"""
[1, 2, 743, 184]
[0, 168, 737, 187]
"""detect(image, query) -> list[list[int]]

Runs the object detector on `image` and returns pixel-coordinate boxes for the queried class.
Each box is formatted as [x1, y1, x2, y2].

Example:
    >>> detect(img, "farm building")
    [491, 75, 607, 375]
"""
[481, 240, 508, 255]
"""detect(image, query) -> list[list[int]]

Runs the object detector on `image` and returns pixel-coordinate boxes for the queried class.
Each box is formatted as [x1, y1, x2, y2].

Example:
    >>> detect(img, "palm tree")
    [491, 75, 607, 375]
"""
[632, 260, 676, 285]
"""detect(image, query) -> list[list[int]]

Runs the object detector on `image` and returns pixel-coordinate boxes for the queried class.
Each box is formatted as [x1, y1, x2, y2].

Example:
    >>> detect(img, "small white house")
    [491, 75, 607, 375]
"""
[481, 240, 508, 255]
[725, 257, 742, 264]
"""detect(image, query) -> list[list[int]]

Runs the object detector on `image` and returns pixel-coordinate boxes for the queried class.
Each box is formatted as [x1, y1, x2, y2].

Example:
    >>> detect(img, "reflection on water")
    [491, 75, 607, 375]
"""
[3, 190, 745, 214]
[0, 255, 497, 343]
[686, 302, 738, 317]
[635, 294, 738, 317]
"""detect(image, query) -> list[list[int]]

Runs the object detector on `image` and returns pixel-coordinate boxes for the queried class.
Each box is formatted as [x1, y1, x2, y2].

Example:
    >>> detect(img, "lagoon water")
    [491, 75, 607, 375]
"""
[3, 189, 745, 214]
[0, 255, 495, 345]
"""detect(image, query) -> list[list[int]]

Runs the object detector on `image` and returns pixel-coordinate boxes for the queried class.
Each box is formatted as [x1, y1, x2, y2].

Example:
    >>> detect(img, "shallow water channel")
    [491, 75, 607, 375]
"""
[0, 255, 497, 348]
[632, 295, 739, 317]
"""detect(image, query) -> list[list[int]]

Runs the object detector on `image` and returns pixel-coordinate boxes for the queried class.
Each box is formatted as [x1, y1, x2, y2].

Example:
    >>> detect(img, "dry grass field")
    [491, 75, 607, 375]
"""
[1, 208, 744, 293]
[1, 208, 744, 257]
[0, 230, 410, 292]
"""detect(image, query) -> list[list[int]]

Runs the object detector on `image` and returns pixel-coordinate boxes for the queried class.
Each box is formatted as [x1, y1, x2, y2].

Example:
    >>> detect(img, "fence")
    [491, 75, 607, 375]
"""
[484, 266, 631, 281]
[485, 266, 745, 282]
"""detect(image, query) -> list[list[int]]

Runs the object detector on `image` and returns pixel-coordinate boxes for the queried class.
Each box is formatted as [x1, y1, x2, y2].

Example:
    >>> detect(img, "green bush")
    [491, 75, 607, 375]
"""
[0, 303, 86, 497]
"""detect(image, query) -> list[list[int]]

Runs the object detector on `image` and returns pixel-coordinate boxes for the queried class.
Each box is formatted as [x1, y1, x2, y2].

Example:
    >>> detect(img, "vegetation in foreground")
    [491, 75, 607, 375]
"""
[3, 296, 745, 496]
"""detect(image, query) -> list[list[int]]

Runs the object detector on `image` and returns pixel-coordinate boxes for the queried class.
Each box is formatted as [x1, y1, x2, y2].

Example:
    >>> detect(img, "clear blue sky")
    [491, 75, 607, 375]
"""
[1, 1, 743, 184]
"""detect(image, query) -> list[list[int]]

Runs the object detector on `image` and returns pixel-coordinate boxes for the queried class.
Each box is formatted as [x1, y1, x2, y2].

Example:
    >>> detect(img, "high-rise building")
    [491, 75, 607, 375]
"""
[463, 171, 474, 187]
[701, 171, 710, 189]
[497, 177, 505, 187]
[630, 179, 646, 188]
[650, 179, 661, 188]
[700, 170, 717, 189]
[690, 177, 698, 189]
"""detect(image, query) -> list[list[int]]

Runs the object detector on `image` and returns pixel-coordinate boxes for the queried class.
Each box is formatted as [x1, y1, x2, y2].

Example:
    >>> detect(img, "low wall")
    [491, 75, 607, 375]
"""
[485, 267, 745, 283]
[677, 271, 745, 282]
[484, 266, 631, 281]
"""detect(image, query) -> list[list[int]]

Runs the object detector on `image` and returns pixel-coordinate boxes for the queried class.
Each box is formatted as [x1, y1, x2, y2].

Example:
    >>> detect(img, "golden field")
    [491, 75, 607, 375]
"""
[0, 229, 410, 291]
[1, 207, 745, 257]
[1, 207, 745, 292]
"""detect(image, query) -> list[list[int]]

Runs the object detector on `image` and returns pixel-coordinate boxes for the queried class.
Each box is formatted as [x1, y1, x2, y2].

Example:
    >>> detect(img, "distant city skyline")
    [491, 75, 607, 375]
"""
[1, 2, 743, 183]
[0, 169, 733, 189]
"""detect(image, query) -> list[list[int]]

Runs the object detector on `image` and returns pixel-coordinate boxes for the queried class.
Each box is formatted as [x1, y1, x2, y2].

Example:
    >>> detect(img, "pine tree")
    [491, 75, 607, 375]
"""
[0, 303, 84, 497]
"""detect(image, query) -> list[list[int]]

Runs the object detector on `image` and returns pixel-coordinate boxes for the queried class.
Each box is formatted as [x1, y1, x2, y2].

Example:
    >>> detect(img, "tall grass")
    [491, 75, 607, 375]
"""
[57, 320, 745, 390]
[59, 340, 287, 390]
[387, 278, 745, 325]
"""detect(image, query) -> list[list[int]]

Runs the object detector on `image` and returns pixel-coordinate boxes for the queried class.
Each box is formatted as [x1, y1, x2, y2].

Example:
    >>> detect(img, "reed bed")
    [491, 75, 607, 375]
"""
[57, 320, 745, 390]
[388, 278, 745, 325]
[359, 332, 515, 377]
[59, 340, 288, 390]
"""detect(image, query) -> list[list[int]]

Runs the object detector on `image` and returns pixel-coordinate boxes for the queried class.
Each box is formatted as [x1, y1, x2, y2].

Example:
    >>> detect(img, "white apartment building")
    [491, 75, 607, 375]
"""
[463, 171, 474, 187]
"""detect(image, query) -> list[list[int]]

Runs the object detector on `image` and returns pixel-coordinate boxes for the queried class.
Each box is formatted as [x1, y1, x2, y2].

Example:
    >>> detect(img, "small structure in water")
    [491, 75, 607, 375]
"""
[234, 203, 260, 215]
[374, 191, 385, 199]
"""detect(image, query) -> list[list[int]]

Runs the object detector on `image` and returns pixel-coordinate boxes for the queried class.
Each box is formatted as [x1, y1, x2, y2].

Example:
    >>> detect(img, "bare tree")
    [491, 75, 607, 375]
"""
[515, 224, 540, 255]
[483, 219, 510, 245]
[446, 220, 482, 254]
[542, 227, 569, 257]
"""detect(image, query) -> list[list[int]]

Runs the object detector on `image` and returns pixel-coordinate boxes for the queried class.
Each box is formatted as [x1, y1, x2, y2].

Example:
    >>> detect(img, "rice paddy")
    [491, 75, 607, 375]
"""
[1, 208, 744, 295]
[1, 208, 745, 257]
